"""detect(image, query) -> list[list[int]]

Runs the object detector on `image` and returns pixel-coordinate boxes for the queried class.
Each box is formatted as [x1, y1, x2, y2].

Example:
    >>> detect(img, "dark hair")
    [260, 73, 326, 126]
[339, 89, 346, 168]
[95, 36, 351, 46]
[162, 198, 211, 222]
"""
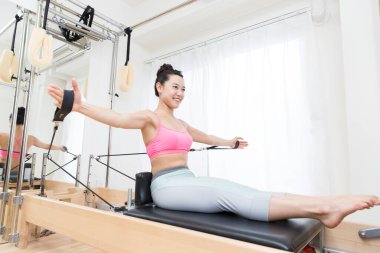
[9, 107, 26, 125]
[154, 64, 183, 97]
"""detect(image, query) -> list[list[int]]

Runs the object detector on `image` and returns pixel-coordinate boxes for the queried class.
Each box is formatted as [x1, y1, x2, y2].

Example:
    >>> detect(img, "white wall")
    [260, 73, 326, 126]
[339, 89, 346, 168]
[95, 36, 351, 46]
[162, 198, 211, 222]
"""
[145, 0, 351, 195]
[339, 0, 380, 225]
[311, 0, 350, 195]
[143, 0, 380, 226]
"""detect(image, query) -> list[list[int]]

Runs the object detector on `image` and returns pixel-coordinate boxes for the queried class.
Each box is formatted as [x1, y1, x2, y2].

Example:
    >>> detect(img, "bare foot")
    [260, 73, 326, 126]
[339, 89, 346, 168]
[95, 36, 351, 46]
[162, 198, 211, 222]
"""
[318, 195, 380, 228]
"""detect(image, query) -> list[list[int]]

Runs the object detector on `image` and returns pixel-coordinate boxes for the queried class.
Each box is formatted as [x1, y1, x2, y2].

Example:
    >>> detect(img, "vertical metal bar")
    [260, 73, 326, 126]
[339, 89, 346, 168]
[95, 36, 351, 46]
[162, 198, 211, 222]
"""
[318, 228, 325, 251]
[127, 188, 132, 210]
[75, 155, 81, 187]
[85, 155, 93, 207]
[36, 0, 43, 28]
[105, 37, 119, 188]
[40, 153, 48, 197]
[87, 155, 93, 188]
[29, 153, 36, 188]
[8, 10, 31, 243]
[0, 7, 29, 238]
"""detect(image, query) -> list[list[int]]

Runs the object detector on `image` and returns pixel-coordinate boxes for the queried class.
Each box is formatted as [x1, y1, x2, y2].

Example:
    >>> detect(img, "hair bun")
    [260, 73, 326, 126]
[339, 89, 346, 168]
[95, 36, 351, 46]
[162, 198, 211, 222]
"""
[16, 107, 25, 125]
[17, 107, 25, 115]
[157, 64, 173, 76]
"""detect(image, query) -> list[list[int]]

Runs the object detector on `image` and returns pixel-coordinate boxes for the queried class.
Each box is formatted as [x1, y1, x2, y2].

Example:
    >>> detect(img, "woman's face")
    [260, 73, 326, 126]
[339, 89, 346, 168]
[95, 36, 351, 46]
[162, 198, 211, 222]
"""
[157, 74, 185, 109]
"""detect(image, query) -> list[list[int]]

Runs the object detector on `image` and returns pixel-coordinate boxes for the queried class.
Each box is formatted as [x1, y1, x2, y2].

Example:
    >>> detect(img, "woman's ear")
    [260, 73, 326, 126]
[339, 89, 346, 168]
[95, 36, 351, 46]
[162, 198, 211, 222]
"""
[156, 82, 163, 96]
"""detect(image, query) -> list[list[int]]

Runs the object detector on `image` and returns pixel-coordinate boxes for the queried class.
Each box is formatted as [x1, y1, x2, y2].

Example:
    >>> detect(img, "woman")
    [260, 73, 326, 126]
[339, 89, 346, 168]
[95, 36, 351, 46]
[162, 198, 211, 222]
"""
[48, 64, 379, 228]
[0, 107, 66, 174]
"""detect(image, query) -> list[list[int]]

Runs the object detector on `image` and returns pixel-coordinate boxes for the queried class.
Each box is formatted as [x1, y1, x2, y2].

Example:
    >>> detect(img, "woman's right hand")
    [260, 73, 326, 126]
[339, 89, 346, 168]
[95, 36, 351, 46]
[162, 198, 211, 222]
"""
[47, 79, 82, 112]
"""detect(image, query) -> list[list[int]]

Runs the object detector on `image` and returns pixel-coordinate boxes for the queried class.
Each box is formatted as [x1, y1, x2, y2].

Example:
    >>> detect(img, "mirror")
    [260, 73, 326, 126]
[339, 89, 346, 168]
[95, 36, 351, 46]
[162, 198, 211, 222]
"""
[0, 0, 89, 187]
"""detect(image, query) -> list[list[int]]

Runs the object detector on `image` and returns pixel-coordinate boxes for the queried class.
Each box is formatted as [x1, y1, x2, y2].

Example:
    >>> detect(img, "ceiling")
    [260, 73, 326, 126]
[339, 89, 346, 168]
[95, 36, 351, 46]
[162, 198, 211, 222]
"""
[124, 0, 291, 55]
[120, 0, 150, 8]
[0, 0, 307, 77]
[1, 0, 303, 54]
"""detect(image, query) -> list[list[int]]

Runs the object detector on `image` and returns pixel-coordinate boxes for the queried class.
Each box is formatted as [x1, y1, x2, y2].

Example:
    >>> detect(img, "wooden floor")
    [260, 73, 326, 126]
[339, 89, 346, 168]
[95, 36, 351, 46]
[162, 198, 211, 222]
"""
[0, 234, 105, 253]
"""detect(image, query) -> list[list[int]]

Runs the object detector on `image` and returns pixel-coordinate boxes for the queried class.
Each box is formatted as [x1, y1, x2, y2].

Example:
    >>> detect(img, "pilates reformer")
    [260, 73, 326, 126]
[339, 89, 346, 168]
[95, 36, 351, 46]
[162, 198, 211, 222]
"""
[37, 91, 325, 252]
[87, 150, 324, 252]
[1, 2, 379, 253]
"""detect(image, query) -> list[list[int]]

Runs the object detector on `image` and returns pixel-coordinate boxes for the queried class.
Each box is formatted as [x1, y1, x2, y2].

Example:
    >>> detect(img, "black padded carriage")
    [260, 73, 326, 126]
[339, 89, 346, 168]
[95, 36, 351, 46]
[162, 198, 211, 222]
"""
[123, 172, 324, 252]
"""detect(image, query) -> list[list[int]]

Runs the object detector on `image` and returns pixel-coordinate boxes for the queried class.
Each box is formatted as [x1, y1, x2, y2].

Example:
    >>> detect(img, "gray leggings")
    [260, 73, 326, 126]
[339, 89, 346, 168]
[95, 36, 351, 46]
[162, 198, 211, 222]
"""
[150, 166, 283, 221]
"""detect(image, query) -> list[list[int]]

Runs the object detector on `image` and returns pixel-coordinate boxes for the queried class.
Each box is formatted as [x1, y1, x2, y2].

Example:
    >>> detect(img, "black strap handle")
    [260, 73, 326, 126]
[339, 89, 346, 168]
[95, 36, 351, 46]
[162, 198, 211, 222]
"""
[10, 14, 23, 53]
[124, 27, 132, 66]
[53, 90, 74, 122]
[42, 0, 50, 30]
[60, 5, 95, 42]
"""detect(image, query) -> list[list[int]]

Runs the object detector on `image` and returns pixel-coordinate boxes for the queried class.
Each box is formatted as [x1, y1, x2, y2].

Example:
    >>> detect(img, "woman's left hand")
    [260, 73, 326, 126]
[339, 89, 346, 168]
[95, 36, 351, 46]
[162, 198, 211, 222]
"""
[229, 137, 248, 149]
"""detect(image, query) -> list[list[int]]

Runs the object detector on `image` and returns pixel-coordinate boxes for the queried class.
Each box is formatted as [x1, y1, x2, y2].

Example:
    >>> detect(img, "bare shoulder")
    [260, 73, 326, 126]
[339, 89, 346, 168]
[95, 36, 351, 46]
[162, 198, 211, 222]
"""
[137, 110, 157, 131]
[139, 110, 155, 121]
[178, 119, 190, 129]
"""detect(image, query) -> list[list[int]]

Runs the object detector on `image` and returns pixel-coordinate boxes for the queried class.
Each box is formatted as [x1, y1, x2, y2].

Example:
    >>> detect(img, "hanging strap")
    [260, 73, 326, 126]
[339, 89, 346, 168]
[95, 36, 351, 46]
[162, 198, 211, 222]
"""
[124, 27, 132, 66]
[10, 14, 23, 53]
[60, 5, 95, 42]
[42, 0, 51, 30]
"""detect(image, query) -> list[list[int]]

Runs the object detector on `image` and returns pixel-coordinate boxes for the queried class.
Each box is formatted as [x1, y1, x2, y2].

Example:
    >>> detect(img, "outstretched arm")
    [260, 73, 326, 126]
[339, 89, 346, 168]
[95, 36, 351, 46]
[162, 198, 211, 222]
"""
[48, 79, 151, 129]
[181, 120, 248, 148]
[30, 136, 65, 151]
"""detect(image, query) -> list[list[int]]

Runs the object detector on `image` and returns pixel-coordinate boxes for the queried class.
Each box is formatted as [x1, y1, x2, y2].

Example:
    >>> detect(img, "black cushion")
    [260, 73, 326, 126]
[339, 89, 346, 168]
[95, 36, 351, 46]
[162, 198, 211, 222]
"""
[124, 206, 322, 251]
[135, 172, 153, 206]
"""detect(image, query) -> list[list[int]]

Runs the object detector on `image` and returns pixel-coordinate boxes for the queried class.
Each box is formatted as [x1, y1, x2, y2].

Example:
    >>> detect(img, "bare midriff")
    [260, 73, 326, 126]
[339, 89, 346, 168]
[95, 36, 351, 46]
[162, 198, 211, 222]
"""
[151, 153, 188, 176]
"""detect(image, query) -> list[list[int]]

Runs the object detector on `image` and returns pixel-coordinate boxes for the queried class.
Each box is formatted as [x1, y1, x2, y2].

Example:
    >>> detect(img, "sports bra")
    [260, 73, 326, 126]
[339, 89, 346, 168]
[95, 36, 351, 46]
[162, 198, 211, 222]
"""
[0, 149, 21, 158]
[146, 113, 193, 160]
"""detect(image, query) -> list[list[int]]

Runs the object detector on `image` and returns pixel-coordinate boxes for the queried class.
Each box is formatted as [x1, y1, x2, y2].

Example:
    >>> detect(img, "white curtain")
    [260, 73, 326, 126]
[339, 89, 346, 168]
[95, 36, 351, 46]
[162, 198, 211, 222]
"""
[145, 13, 331, 195]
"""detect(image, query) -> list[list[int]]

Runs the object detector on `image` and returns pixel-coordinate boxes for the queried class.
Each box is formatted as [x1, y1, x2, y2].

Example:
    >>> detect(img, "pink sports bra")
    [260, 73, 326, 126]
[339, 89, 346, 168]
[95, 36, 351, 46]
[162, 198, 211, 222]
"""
[0, 149, 21, 158]
[146, 113, 193, 160]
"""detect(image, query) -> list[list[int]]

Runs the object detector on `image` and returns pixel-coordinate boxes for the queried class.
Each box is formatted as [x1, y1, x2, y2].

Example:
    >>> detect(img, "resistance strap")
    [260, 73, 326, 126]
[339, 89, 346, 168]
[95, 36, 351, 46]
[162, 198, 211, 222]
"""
[47, 157, 115, 209]
[94, 141, 240, 182]
[124, 27, 132, 66]
[97, 140, 240, 158]
[11, 14, 23, 54]
[60, 5, 95, 42]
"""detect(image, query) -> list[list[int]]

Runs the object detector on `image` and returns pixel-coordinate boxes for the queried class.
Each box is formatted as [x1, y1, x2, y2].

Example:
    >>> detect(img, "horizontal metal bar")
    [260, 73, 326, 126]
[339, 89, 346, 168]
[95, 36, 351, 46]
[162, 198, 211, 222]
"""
[53, 44, 71, 58]
[63, 0, 125, 30]
[50, 0, 118, 35]
[45, 27, 86, 49]
[131, 0, 197, 30]
[39, 46, 90, 73]
[49, 9, 107, 38]
[0, 18, 16, 36]
[0, 9, 23, 37]
[29, 17, 86, 49]
[58, 23, 104, 41]
[49, 8, 110, 41]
